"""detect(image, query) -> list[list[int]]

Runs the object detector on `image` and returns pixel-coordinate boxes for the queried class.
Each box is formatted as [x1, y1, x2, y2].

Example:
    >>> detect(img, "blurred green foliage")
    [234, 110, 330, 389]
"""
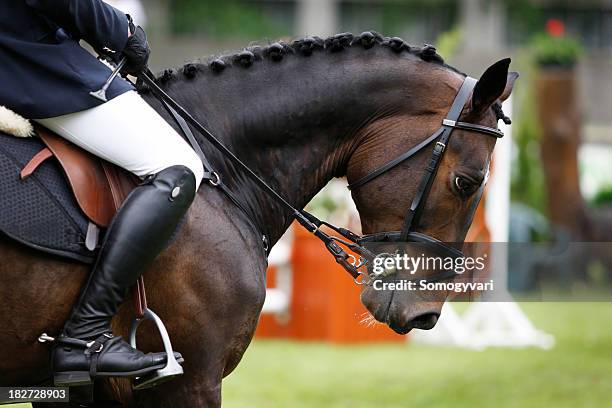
[377, 0, 455, 33]
[531, 34, 583, 68]
[504, 2, 588, 220]
[435, 26, 462, 59]
[306, 194, 338, 219]
[339, 0, 456, 41]
[591, 185, 612, 207]
[510, 55, 547, 214]
[170, 0, 294, 39]
[504, 0, 545, 44]
[171, 0, 458, 40]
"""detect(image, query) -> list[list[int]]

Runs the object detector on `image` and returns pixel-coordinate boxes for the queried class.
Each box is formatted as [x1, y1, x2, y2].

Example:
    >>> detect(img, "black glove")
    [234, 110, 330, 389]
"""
[122, 25, 150, 76]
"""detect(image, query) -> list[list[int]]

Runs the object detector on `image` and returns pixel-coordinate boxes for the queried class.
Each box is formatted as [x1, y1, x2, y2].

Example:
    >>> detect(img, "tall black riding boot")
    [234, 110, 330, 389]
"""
[52, 165, 196, 386]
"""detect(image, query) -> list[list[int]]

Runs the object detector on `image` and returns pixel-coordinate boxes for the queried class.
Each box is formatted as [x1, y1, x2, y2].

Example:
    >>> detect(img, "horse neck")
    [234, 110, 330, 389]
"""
[147, 50, 448, 245]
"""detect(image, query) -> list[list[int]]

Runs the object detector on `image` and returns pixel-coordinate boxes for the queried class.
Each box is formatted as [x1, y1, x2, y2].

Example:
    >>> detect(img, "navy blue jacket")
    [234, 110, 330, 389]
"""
[0, 0, 134, 119]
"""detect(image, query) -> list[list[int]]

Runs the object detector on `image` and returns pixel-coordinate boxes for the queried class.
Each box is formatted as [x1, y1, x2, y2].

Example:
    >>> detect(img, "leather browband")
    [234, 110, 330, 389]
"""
[443, 119, 504, 138]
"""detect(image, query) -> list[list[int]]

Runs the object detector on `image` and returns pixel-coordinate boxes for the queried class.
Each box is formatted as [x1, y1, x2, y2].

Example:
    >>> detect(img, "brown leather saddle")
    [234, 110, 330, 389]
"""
[22, 124, 149, 315]
[21, 125, 138, 249]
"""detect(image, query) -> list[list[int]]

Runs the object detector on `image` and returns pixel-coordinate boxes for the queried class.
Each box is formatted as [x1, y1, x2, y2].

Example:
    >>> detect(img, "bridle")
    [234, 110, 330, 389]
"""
[351, 79, 502, 244]
[140, 73, 504, 286]
[345, 76, 504, 283]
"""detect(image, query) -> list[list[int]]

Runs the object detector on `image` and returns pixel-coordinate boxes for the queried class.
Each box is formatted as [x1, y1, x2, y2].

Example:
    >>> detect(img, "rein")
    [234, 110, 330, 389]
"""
[139, 72, 369, 280]
[139, 72, 503, 285]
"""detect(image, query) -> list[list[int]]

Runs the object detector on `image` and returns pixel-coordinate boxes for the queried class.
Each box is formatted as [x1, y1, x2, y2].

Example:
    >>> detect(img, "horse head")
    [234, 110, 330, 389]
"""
[141, 37, 519, 337]
[348, 59, 518, 334]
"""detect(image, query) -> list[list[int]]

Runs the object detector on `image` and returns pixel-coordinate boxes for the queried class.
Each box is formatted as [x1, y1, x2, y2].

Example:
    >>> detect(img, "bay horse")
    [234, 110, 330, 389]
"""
[0, 32, 516, 407]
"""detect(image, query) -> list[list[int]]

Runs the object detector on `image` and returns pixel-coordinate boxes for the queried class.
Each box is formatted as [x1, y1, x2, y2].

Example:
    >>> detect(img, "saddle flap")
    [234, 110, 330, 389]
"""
[34, 125, 137, 227]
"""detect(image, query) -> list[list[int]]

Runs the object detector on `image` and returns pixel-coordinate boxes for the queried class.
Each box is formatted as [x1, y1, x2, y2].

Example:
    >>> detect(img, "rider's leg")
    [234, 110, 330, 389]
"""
[37, 91, 204, 185]
[35, 91, 204, 384]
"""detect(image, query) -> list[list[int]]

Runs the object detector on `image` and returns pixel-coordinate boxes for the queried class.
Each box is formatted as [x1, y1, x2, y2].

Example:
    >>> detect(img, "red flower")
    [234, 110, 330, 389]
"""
[546, 19, 565, 37]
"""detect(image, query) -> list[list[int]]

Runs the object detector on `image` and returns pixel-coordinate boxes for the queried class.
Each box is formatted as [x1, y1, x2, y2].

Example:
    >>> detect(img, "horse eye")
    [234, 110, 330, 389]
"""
[454, 176, 478, 197]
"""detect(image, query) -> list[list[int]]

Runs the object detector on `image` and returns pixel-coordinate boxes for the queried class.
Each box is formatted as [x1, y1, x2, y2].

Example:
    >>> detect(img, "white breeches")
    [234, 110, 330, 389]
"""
[35, 90, 204, 191]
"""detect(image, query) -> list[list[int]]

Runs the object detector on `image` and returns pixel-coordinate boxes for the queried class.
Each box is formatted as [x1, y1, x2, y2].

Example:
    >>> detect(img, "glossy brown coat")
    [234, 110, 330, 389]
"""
[0, 35, 516, 407]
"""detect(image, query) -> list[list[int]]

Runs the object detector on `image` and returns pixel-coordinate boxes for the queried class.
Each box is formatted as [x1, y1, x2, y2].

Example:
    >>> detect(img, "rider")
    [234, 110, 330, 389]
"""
[0, 1, 204, 384]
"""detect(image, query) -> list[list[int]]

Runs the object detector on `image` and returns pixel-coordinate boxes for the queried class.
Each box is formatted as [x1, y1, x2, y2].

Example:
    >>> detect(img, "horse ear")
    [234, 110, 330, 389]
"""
[472, 58, 515, 113]
[499, 71, 519, 102]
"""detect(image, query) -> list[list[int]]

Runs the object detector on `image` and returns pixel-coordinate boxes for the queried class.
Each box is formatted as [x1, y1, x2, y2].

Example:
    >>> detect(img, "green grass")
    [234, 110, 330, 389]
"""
[6, 303, 611, 407]
[222, 303, 612, 408]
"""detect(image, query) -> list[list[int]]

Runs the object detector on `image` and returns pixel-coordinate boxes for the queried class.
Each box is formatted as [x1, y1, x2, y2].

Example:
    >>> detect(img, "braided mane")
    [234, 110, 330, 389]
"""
[154, 31, 449, 82]
[150, 31, 509, 124]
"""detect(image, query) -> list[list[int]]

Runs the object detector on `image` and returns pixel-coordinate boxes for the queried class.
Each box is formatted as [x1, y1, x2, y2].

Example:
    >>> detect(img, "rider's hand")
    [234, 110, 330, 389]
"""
[122, 24, 150, 76]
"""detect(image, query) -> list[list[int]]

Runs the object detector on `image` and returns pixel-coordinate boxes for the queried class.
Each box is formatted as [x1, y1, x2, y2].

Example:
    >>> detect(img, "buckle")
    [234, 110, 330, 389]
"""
[208, 171, 221, 186]
[354, 271, 370, 286]
[38, 333, 56, 343]
[435, 141, 446, 153]
[442, 119, 456, 127]
[84, 333, 114, 355]
[84, 341, 103, 355]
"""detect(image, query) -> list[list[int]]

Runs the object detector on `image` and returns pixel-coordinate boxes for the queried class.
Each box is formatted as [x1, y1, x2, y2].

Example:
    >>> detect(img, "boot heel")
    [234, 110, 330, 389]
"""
[54, 371, 92, 387]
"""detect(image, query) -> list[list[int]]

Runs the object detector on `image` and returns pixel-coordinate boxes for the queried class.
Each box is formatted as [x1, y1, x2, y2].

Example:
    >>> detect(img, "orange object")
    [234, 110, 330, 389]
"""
[256, 223, 404, 343]
[256, 265, 293, 338]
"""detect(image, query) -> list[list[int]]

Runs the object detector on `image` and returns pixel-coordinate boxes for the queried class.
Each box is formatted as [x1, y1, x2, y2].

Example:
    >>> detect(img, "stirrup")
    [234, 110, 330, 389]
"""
[129, 307, 184, 390]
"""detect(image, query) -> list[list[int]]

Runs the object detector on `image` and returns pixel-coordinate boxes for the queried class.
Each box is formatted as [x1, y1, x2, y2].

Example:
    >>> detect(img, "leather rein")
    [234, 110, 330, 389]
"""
[139, 73, 503, 285]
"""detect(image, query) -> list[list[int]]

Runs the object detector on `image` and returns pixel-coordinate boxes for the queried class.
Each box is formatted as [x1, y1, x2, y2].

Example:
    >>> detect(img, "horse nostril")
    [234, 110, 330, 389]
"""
[411, 313, 439, 330]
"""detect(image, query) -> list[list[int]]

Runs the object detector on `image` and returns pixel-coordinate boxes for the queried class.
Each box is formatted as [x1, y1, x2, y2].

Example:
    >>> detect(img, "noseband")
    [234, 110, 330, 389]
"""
[141, 73, 504, 286]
